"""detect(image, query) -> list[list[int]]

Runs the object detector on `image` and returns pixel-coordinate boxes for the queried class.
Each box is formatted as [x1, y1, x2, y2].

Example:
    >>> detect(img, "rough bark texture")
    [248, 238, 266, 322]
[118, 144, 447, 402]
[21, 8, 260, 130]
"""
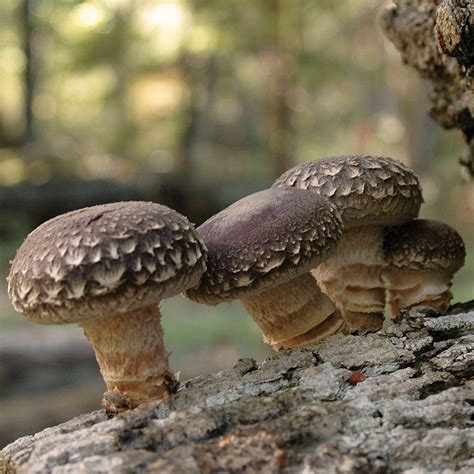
[380, 0, 474, 176]
[1, 303, 473, 473]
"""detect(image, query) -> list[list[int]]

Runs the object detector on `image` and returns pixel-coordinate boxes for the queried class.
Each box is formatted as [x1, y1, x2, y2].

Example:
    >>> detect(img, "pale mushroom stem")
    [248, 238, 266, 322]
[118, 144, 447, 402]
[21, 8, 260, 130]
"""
[312, 226, 386, 334]
[382, 268, 453, 320]
[240, 273, 345, 350]
[81, 304, 175, 413]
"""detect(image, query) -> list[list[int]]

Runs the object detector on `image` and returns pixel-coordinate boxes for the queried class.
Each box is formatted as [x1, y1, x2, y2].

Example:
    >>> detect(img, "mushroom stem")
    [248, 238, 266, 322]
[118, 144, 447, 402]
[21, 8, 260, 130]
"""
[382, 268, 453, 319]
[240, 273, 343, 349]
[81, 305, 175, 413]
[312, 226, 386, 333]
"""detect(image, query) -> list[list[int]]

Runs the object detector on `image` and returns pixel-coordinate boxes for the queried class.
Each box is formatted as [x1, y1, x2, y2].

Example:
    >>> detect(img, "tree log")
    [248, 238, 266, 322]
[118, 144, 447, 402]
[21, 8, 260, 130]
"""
[380, 0, 474, 176]
[1, 303, 473, 473]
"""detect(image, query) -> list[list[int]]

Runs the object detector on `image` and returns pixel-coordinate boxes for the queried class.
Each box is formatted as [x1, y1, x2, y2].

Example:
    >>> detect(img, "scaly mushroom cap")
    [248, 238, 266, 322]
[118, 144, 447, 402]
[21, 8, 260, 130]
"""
[272, 155, 423, 227]
[8, 201, 207, 324]
[383, 219, 466, 274]
[185, 188, 342, 304]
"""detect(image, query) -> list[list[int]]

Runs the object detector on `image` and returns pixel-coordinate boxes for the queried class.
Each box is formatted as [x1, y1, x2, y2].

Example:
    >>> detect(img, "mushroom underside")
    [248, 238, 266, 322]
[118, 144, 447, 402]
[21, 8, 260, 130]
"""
[314, 254, 455, 330]
[274, 311, 345, 350]
[240, 272, 344, 350]
[312, 226, 386, 334]
[239, 224, 459, 340]
[382, 268, 453, 320]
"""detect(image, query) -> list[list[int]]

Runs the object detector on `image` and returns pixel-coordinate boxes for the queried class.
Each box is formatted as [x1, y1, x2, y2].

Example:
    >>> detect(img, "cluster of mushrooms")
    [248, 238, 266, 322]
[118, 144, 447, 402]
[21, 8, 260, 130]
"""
[7, 155, 466, 413]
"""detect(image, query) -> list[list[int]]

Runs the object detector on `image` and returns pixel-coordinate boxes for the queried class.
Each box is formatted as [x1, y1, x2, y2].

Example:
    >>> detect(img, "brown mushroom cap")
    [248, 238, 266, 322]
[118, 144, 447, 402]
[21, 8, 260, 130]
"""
[383, 219, 466, 274]
[185, 188, 342, 304]
[272, 155, 423, 227]
[8, 201, 206, 324]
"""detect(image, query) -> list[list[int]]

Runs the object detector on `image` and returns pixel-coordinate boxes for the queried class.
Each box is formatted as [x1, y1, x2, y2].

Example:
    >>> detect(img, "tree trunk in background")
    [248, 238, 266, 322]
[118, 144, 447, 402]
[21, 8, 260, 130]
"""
[108, 4, 133, 157]
[176, 54, 217, 180]
[380, 0, 474, 176]
[263, 0, 300, 178]
[0, 0, 36, 146]
[2, 304, 473, 472]
[20, 0, 34, 143]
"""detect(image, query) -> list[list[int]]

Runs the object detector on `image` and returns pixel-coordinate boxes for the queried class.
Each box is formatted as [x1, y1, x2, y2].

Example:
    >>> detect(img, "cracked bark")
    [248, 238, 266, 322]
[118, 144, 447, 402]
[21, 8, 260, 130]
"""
[1, 303, 473, 473]
[380, 0, 474, 176]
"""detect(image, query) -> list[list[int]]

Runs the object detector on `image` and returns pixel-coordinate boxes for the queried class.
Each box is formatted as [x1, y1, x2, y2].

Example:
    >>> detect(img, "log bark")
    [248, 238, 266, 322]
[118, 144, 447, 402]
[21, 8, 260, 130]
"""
[380, 0, 474, 176]
[1, 303, 473, 473]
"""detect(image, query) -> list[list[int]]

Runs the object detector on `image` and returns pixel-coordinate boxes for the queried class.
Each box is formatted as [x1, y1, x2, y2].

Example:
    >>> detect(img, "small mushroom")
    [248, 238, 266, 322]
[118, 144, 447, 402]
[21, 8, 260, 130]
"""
[185, 188, 345, 350]
[273, 155, 423, 333]
[382, 219, 466, 319]
[8, 201, 206, 413]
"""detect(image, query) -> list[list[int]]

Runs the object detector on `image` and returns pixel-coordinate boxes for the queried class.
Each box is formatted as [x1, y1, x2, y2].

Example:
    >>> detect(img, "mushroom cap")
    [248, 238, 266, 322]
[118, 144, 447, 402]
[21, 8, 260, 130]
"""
[383, 219, 466, 274]
[8, 201, 207, 324]
[185, 188, 342, 304]
[272, 155, 423, 227]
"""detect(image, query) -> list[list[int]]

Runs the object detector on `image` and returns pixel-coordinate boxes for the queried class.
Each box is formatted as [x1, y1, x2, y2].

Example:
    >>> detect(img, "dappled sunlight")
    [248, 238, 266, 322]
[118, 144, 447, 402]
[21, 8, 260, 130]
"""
[76, 3, 108, 29]
[129, 72, 185, 120]
[143, 2, 186, 31]
[0, 157, 26, 185]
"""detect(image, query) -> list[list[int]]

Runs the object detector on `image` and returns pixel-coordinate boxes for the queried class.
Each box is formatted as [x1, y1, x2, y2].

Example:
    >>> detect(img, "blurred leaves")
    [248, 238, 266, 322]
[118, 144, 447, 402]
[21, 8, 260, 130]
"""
[3, 0, 453, 182]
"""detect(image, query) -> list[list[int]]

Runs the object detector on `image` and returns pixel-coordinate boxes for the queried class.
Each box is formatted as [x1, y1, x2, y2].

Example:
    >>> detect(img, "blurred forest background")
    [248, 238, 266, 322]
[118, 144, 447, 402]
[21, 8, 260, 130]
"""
[0, 0, 472, 447]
